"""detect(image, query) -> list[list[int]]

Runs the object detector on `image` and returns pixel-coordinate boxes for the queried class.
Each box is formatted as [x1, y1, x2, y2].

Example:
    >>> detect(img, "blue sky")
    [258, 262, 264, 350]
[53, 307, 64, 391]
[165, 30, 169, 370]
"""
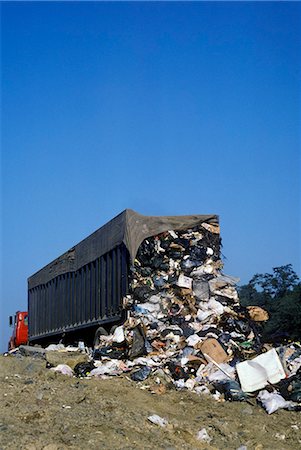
[1, 2, 300, 351]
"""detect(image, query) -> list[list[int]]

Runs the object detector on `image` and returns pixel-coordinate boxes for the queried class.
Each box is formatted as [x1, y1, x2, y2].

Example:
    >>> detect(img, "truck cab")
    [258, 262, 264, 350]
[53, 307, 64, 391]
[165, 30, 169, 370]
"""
[8, 311, 28, 351]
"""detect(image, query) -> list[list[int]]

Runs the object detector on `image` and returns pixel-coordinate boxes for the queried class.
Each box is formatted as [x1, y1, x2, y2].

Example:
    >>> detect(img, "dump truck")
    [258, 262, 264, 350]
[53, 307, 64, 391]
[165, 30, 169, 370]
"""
[8, 311, 28, 350]
[9, 209, 218, 348]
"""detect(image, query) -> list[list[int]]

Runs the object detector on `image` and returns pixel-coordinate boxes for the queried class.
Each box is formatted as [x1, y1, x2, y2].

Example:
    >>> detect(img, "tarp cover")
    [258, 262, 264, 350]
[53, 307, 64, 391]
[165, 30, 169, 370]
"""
[28, 209, 219, 289]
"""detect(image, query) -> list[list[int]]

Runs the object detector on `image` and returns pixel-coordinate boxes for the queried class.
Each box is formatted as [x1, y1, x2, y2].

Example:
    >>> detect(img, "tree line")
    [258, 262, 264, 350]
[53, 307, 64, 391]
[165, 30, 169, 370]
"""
[238, 264, 301, 342]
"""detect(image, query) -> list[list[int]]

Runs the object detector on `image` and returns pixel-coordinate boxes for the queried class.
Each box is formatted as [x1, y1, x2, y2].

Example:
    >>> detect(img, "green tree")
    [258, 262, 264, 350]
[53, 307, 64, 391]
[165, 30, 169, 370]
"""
[249, 264, 298, 298]
[238, 283, 266, 307]
[238, 265, 301, 342]
[262, 283, 301, 341]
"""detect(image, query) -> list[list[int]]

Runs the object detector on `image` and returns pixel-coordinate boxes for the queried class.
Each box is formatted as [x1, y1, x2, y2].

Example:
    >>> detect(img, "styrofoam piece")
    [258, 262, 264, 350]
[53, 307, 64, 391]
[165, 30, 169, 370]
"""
[236, 348, 286, 392]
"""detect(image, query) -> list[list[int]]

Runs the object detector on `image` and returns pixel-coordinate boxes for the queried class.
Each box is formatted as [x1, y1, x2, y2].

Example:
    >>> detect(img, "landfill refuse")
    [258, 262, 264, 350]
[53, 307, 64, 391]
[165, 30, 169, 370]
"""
[93, 342, 127, 360]
[50, 364, 74, 376]
[112, 326, 125, 344]
[197, 428, 212, 443]
[246, 306, 269, 322]
[45, 344, 66, 352]
[130, 366, 152, 381]
[128, 325, 147, 359]
[236, 348, 286, 392]
[39, 221, 301, 414]
[90, 360, 128, 377]
[213, 380, 249, 402]
[257, 390, 301, 414]
[276, 367, 301, 402]
[74, 361, 96, 378]
[148, 414, 168, 427]
[200, 338, 229, 364]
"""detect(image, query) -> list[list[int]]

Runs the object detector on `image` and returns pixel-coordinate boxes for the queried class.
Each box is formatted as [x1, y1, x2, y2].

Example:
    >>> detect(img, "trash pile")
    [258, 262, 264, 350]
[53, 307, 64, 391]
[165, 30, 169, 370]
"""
[45, 223, 301, 413]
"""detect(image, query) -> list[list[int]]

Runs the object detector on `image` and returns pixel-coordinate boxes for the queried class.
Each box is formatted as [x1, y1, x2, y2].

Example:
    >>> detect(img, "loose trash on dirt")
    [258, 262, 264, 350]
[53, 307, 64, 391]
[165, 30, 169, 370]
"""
[257, 390, 301, 414]
[197, 428, 212, 443]
[8, 218, 301, 415]
[50, 364, 74, 376]
[74, 361, 96, 378]
[147, 414, 168, 427]
[90, 360, 129, 377]
[213, 380, 249, 402]
[130, 366, 152, 381]
[276, 367, 301, 402]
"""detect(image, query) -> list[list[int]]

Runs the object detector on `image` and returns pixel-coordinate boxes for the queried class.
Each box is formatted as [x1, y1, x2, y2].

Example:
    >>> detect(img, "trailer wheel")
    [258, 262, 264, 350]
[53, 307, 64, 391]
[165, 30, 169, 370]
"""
[93, 326, 108, 348]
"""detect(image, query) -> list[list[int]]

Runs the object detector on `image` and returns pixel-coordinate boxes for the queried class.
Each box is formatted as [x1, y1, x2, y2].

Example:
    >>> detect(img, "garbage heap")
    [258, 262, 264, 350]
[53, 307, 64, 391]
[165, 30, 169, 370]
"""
[53, 223, 301, 413]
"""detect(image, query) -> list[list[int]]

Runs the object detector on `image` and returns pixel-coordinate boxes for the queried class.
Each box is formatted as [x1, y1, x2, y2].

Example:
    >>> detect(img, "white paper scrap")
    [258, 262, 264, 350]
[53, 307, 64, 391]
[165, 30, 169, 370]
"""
[148, 414, 168, 427]
[177, 274, 193, 289]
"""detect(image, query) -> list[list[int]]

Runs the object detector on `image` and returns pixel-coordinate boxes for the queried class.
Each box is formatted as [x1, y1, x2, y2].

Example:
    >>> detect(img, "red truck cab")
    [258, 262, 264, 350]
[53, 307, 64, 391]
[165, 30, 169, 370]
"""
[8, 311, 28, 350]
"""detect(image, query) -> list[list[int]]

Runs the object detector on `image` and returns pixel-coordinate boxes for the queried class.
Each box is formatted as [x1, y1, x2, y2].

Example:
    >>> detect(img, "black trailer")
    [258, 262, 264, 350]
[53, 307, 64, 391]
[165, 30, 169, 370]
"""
[28, 209, 218, 346]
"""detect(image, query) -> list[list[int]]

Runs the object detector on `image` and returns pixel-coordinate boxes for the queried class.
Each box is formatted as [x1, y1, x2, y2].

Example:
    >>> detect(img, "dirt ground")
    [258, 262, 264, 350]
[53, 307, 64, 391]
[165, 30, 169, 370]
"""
[0, 354, 300, 450]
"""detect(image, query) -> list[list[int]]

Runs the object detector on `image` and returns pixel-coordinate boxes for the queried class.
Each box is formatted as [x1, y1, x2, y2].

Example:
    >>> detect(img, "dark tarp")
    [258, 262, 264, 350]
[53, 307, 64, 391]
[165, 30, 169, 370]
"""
[28, 209, 219, 289]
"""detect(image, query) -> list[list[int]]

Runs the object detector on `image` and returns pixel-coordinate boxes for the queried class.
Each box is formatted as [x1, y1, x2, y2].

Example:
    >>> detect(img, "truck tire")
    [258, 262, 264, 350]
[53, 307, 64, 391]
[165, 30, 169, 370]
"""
[93, 326, 108, 348]
[8, 338, 15, 352]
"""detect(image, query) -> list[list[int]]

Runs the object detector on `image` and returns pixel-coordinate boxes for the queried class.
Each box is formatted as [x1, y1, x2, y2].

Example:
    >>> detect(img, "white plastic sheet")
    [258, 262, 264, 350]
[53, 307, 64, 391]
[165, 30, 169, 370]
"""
[237, 348, 286, 392]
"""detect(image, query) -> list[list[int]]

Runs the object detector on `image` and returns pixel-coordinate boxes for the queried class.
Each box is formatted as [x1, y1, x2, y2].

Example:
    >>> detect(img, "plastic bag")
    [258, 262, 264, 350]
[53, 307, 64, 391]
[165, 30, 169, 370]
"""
[214, 380, 248, 402]
[167, 362, 189, 381]
[128, 325, 147, 359]
[93, 342, 127, 360]
[257, 390, 294, 414]
[130, 366, 151, 381]
[74, 361, 95, 377]
[90, 361, 121, 376]
[277, 368, 301, 403]
[50, 364, 73, 376]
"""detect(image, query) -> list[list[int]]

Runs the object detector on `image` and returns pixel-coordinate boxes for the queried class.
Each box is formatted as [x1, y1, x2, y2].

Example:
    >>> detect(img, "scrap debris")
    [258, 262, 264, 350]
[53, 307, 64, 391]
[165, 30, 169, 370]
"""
[89, 224, 301, 413]
[9, 223, 301, 414]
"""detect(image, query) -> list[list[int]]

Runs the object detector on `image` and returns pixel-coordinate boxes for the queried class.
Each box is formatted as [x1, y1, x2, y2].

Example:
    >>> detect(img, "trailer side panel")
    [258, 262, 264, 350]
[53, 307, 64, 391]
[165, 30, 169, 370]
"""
[28, 244, 129, 341]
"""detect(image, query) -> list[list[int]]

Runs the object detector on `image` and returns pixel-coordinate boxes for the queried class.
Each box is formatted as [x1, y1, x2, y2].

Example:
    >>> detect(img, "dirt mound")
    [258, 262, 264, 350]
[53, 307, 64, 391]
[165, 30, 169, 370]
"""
[0, 355, 300, 450]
